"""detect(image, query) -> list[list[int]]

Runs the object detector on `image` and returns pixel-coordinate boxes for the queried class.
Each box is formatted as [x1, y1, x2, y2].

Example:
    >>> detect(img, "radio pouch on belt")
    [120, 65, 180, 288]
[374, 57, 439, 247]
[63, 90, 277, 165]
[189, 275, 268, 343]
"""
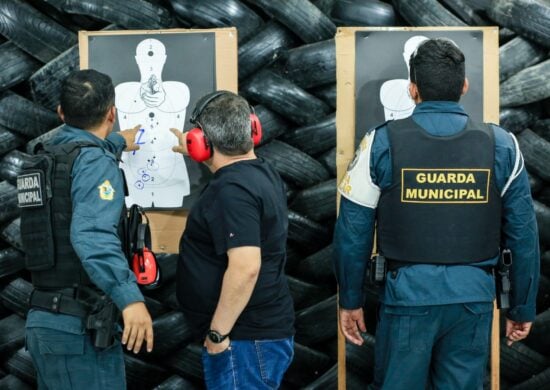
[127, 205, 161, 289]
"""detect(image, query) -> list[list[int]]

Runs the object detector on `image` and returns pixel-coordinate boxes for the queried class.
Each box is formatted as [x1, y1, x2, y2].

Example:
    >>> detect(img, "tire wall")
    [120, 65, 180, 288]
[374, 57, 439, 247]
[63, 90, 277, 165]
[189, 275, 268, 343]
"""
[0, 0, 549, 389]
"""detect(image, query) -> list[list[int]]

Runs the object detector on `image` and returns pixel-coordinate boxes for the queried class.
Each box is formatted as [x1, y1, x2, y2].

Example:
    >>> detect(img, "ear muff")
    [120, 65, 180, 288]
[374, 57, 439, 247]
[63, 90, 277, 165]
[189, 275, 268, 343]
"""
[250, 112, 262, 146]
[129, 208, 161, 290]
[186, 127, 213, 163]
[188, 90, 263, 161]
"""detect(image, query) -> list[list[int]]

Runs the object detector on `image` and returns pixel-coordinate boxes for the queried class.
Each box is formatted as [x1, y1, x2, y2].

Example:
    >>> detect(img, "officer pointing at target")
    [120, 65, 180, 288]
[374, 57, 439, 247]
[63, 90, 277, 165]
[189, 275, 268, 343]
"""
[20, 70, 154, 389]
[333, 39, 540, 389]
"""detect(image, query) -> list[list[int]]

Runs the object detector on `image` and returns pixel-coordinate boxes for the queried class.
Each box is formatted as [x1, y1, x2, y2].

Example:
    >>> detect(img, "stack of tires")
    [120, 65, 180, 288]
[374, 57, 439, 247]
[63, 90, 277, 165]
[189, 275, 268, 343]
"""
[0, 0, 548, 389]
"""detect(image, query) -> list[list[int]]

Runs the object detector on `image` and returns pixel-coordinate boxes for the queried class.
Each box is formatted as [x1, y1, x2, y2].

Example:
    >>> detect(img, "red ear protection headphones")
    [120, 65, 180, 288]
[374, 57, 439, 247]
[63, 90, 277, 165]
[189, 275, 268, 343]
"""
[186, 90, 262, 163]
[129, 205, 161, 290]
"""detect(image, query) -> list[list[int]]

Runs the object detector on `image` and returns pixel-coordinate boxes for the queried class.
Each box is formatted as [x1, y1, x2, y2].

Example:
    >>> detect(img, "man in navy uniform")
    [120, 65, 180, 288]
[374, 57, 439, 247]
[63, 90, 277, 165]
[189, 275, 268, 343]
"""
[24, 70, 154, 389]
[334, 38, 539, 389]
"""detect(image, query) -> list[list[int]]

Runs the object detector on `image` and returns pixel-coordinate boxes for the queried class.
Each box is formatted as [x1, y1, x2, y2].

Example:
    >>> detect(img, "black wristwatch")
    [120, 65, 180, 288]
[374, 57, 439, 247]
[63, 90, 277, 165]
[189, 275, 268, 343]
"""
[207, 330, 229, 344]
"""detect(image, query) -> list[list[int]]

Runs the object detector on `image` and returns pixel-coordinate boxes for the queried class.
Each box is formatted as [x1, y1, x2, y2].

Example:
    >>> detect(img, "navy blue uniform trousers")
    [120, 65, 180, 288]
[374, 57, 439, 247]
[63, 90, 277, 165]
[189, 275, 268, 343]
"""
[371, 302, 493, 390]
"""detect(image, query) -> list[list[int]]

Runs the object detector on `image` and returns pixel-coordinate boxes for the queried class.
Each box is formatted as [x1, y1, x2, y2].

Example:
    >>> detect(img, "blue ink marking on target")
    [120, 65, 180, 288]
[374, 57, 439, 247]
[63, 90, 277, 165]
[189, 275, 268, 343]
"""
[133, 128, 146, 155]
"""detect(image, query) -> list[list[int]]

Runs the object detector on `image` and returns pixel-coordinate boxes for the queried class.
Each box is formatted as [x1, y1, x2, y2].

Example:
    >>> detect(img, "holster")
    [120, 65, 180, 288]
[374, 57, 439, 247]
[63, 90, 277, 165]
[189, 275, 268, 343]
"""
[369, 254, 387, 285]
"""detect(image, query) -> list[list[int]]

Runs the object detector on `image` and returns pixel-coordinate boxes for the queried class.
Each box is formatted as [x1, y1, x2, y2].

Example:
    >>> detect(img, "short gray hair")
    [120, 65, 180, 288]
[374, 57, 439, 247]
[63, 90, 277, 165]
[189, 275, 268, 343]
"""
[198, 92, 253, 156]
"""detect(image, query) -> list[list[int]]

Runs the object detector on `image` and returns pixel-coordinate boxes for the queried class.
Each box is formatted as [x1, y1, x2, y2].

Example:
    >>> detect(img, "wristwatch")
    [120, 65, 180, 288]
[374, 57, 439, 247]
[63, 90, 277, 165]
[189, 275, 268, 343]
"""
[207, 330, 229, 343]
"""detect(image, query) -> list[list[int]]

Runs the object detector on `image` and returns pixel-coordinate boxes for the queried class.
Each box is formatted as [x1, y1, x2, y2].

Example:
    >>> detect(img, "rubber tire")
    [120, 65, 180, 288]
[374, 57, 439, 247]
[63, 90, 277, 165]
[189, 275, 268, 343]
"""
[44, 0, 173, 29]
[144, 296, 170, 320]
[290, 179, 336, 222]
[238, 21, 298, 80]
[282, 39, 335, 89]
[284, 343, 333, 388]
[166, 343, 204, 380]
[156, 253, 178, 285]
[0, 0, 76, 63]
[295, 295, 337, 346]
[153, 375, 201, 390]
[331, 0, 396, 27]
[25, 125, 63, 155]
[0, 246, 24, 279]
[281, 114, 336, 156]
[0, 314, 25, 357]
[311, 0, 337, 16]
[538, 187, 550, 208]
[500, 105, 540, 134]
[536, 273, 550, 315]
[345, 333, 376, 380]
[0, 91, 60, 138]
[0, 126, 25, 157]
[2, 218, 23, 252]
[317, 147, 337, 177]
[0, 150, 33, 185]
[5, 348, 36, 386]
[499, 27, 517, 45]
[310, 83, 336, 109]
[488, 0, 550, 48]
[438, 0, 489, 25]
[256, 140, 330, 188]
[500, 339, 550, 384]
[30, 45, 78, 112]
[534, 201, 550, 249]
[143, 311, 194, 358]
[533, 119, 550, 143]
[516, 129, 550, 182]
[242, 69, 332, 126]
[499, 36, 547, 82]
[0, 42, 41, 92]
[393, 0, 466, 26]
[288, 210, 332, 253]
[528, 173, 544, 196]
[249, 0, 336, 43]
[293, 244, 335, 285]
[524, 308, 550, 355]
[0, 278, 32, 319]
[510, 367, 550, 390]
[254, 105, 292, 147]
[500, 59, 550, 107]
[124, 353, 169, 389]
[287, 275, 333, 311]
[0, 374, 33, 390]
[0, 181, 19, 227]
[168, 0, 263, 43]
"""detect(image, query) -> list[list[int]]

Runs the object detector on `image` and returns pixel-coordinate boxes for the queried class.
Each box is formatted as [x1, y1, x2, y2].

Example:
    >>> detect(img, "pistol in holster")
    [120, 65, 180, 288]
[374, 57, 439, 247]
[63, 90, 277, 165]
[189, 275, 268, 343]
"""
[496, 249, 512, 310]
[86, 295, 120, 349]
[370, 254, 387, 285]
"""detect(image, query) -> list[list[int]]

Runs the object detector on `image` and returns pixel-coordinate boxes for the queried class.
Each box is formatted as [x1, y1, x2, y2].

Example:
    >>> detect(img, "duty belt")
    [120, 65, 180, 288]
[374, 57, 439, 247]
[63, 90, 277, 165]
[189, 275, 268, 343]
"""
[29, 288, 91, 318]
[386, 259, 494, 274]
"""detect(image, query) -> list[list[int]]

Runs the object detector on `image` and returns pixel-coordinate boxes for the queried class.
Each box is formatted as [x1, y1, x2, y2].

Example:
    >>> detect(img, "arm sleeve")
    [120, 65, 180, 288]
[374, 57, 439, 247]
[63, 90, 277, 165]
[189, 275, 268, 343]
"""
[206, 184, 261, 256]
[333, 197, 376, 309]
[70, 148, 144, 311]
[103, 132, 126, 158]
[498, 130, 540, 322]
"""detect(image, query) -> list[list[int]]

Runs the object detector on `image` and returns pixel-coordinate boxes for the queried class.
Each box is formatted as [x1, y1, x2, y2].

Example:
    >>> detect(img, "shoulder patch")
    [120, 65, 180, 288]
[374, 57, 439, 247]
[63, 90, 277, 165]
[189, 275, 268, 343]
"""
[98, 180, 115, 201]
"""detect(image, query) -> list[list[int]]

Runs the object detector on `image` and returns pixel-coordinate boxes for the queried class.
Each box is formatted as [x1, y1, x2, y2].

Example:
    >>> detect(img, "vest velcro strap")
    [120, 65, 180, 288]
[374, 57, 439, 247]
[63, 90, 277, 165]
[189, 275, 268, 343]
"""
[29, 289, 91, 318]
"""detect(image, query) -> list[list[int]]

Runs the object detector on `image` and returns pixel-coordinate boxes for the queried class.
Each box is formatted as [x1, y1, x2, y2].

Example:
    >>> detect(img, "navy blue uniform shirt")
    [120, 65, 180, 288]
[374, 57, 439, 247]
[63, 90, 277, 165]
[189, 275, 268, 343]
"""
[27, 125, 144, 332]
[333, 102, 540, 322]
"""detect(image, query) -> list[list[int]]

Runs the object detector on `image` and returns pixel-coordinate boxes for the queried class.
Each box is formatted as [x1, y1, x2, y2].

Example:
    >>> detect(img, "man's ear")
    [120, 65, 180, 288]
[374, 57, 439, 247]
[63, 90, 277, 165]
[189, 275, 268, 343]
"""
[461, 78, 469, 96]
[106, 105, 116, 124]
[57, 105, 65, 122]
[409, 82, 420, 102]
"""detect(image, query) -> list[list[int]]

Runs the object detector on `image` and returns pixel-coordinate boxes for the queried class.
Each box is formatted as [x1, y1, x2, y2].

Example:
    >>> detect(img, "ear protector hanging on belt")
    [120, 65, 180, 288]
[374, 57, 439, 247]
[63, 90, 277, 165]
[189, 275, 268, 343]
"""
[128, 205, 161, 290]
[186, 90, 262, 162]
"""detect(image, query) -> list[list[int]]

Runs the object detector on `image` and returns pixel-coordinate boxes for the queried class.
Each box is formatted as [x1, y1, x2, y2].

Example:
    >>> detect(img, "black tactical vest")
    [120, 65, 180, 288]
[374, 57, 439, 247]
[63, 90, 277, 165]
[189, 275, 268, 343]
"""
[377, 117, 501, 264]
[19, 142, 97, 289]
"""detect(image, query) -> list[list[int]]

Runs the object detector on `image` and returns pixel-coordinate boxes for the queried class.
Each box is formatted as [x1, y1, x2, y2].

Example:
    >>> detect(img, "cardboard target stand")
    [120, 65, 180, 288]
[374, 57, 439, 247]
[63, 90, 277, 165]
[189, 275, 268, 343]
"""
[335, 27, 500, 389]
[79, 28, 237, 254]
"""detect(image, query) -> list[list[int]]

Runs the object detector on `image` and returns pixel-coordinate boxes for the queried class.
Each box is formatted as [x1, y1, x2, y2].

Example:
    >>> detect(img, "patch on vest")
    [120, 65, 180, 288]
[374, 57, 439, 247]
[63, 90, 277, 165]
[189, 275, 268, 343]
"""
[401, 169, 490, 204]
[98, 180, 115, 201]
[17, 172, 44, 208]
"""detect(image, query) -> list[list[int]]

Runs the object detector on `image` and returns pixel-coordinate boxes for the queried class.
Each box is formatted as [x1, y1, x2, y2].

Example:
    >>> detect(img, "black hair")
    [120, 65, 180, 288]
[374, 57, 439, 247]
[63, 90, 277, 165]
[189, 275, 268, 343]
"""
[59, 69, 115, 130]
[198, 92, 253, 156]
[409, 38, 465, 102]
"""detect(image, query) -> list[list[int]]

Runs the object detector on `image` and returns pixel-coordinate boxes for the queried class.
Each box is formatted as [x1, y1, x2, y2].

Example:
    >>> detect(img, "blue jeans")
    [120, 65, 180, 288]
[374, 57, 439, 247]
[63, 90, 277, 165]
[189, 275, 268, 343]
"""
[202, 337, 294, 389]
[26, 327, 125, 390]
[371, 302, 493, 390]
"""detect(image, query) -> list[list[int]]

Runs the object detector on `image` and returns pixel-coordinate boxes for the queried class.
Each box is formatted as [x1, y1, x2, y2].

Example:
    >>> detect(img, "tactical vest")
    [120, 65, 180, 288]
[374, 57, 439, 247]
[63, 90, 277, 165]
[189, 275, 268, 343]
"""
[19, 142, 101, 289]
[377, 117, 501, 264]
